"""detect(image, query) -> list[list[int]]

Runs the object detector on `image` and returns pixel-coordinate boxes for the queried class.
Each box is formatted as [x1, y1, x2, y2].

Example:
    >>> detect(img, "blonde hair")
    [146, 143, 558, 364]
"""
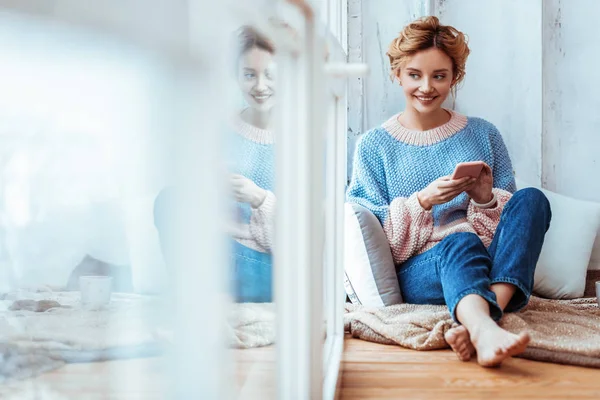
[387, 16, 470, 91]
[238, 26, 275, 56]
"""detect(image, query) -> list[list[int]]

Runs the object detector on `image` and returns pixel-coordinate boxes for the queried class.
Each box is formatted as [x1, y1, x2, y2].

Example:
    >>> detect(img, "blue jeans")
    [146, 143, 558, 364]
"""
[396, 188, 552, 322]
[230, 241, 273, 303]
[154, 188, 273, 303]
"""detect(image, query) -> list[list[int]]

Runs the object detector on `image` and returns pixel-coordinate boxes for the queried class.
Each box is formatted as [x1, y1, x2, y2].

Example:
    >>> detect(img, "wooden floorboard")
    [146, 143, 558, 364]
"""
[341, 335, 600, 399]
[3, 357, 167, 399]
[6, 337, 600, 398]
[3, 348, 278, 399]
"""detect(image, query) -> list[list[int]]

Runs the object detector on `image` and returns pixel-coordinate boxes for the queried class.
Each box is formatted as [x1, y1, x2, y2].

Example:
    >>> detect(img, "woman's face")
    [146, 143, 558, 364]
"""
[237, 47, 276, 112]
[397, 47, 454, 113]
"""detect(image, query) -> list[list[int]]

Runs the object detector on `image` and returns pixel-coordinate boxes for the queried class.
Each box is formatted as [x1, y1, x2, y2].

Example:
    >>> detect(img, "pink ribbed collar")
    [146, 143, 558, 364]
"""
[233, 116, 274, 145]
[382, 109, 468, 146]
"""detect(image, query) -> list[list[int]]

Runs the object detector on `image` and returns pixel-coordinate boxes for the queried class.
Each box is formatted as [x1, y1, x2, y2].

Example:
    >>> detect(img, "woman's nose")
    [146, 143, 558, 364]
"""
[254, 74, 268, 91]
[420, 79, 433, 93]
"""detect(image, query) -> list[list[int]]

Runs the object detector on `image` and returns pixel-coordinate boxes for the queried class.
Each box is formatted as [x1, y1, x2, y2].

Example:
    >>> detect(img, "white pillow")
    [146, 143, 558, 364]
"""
[515, 178, 600, 299]
[344, 203, 402, 307]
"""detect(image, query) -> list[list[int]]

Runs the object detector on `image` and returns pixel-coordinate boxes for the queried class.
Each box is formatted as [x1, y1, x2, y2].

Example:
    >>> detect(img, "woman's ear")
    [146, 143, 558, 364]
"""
[395, 69, 402, 85]
[450, 73, 458, 87]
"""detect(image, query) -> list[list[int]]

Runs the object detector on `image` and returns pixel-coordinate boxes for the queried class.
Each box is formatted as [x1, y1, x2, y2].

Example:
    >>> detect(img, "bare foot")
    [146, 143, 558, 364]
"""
[445, 325, 476, 361]
[471, 323, 530, 367]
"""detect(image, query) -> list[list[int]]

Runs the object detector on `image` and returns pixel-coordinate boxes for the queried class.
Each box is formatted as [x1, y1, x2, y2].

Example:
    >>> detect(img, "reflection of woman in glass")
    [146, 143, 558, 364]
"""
[154, 27, 276, 303]
[227, 26, 277, 303]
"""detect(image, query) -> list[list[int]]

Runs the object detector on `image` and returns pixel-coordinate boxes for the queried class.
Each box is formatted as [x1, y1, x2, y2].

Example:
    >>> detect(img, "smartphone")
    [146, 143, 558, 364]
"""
[451, 161, 485, 180]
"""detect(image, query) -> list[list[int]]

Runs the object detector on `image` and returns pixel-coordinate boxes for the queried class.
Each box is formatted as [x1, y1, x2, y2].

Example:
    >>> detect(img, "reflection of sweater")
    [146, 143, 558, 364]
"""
[346, 110, 517, 265]
[229, 118, 276, 253]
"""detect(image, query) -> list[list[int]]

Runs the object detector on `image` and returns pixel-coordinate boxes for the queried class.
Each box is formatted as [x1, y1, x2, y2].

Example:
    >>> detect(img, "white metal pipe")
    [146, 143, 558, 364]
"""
[276, 2, 327, 397]
[308, 47, 326, 400]
[323, 80, 348, 400]
[274, 49, 301, 398]
[334, 88, 348, 339]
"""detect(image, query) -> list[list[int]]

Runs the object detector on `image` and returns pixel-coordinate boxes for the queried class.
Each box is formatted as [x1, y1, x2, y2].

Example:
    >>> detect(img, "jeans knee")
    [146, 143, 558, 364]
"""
[514, 187, 544, 202]
[513, 187, 552, 222]
[437, 232, 490, 274]
[439, 232, 484, 253]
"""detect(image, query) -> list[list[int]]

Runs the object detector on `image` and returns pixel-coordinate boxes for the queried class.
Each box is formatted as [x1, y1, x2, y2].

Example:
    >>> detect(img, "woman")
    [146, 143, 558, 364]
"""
[227, 26, 277, 303]
[154, 26, 276, 303]
[346, 16, 551, 367]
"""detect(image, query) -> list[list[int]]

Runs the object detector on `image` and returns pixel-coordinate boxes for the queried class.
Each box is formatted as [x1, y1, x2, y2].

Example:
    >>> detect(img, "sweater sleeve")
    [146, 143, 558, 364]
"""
[249, 190, 276, 252]
[346, 134, 434, 264]
[467, 126, 516, 246]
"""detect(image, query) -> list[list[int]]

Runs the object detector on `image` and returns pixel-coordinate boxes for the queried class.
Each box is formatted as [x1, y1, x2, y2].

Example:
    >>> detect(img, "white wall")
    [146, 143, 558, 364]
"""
[348, 0, 426, 178]
[348, 0, 600, 269]
[437, 0, 543, 186]
[541, 0, 600, 200]
[540, 0, 600, 269]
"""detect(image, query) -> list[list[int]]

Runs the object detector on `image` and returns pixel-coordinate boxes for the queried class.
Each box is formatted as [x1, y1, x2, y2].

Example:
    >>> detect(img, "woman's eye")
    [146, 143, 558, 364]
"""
[434, 75, 446, 80]
[409, 74, 419, 79]
[245, 73, 255, 79]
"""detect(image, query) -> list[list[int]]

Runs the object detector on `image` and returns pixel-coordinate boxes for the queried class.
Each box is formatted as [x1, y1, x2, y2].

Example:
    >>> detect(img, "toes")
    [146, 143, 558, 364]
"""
[507, 333, 529, 351]
[502, 338, 516, 352]
[497, 332, 530, 359]
[446, 331, 457, 343]
[446, 326, 476, 362]
[459, 347, 471, 358]
[445, 328, 463, 346]
[456, 348, 471, 361]
[518, 332, 531, 345]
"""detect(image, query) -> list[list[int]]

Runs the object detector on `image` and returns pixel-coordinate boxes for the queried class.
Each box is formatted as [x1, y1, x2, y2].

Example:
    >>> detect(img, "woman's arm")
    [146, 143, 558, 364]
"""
[346, 134, 434, 264]
[230, 174, 275, 252]
[248, 190, 276, 252]
[467, 127, 516, 246]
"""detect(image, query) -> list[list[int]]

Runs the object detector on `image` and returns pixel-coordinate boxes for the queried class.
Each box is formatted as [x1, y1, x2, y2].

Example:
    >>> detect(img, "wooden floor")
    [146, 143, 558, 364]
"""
[341, 336, 600, 399]
[1, 357, 167, 399]
[5, 337, 600, 399]
[2, 349, 277, 399]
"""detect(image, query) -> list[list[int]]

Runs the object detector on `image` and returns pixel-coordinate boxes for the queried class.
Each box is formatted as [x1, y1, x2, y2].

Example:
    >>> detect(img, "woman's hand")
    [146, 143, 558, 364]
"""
[466, 163, 494, 204]
[230, 174, 267, 208]
[417, 175, 477, 210]
[226, 222, 253, 240]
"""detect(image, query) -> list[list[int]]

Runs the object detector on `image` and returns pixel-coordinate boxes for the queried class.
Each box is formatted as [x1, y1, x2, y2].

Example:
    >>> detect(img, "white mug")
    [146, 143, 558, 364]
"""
[80, 276, 113, 310]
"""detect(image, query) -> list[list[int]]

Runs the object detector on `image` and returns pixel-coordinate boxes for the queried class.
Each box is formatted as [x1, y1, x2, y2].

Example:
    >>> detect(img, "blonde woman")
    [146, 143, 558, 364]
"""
[347, 16, 551, 367]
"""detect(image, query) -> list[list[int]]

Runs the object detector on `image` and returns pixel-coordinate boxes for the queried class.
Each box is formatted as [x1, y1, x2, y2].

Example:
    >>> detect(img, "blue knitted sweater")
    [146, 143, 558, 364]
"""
[228, 118, 276, 253]
[346, 110, 517, 264]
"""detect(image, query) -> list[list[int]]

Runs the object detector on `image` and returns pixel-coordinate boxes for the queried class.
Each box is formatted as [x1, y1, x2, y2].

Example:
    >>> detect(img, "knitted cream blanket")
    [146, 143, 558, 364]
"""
[0, 288, 165, 386]
[345, 296, 600, 368]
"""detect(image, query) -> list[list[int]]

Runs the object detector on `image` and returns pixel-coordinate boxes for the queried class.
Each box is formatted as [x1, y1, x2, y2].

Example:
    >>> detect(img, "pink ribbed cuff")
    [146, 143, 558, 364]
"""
[249, 190, 276, 252]
[470, 192, 498, 209]
[253, 190, 276, 212]
[405, 192, 434, 216]
[385, 193, 434, 264]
